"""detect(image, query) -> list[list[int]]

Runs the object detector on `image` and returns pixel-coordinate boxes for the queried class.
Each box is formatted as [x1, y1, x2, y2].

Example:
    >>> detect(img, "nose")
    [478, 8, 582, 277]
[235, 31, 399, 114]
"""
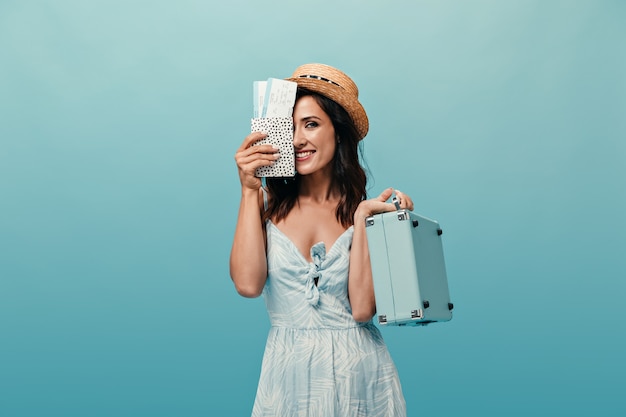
[293, 124, 306, 149]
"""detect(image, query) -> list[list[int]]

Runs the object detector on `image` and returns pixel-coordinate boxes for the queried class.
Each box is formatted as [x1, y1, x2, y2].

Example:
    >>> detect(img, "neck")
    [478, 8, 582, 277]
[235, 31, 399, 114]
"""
[298, 170, 338, 203]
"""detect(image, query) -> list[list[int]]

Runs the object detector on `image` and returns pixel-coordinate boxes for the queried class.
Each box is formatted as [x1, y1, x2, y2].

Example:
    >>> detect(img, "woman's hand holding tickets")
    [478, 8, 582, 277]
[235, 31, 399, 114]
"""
[235, 132, 280, 191]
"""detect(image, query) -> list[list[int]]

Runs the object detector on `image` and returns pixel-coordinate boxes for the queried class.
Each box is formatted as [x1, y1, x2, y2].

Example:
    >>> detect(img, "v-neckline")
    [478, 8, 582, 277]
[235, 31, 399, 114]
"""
[267, 220, 353, 264]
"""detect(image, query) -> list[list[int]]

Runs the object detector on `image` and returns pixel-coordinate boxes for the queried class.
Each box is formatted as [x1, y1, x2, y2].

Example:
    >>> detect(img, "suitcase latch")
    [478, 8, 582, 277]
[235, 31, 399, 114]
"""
[411, 309, 423, 319]
[397, 210, 410, 221]
[378, 315, 388, 325]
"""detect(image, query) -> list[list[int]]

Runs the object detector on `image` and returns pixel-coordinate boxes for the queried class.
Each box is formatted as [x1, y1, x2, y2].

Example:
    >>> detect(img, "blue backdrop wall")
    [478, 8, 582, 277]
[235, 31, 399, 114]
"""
[1, 1, 624, 416]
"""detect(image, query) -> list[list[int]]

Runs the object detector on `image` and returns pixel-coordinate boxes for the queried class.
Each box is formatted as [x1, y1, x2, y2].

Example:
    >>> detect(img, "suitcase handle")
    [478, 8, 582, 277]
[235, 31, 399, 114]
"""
[392, 196, 401, 210]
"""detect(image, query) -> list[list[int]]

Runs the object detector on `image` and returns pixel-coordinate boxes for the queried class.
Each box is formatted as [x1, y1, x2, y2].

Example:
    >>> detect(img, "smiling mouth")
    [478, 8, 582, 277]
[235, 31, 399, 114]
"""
[295, 151, 315, 159]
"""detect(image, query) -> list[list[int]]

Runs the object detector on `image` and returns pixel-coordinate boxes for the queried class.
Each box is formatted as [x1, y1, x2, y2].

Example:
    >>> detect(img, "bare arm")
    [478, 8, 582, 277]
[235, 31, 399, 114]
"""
[229, 132, 279, 298]
[348, 188, 414, 322]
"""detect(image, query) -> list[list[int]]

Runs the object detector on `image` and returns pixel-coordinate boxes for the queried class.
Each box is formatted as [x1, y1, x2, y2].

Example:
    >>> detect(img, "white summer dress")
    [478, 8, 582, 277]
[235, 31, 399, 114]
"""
[251, 220, 406, 417]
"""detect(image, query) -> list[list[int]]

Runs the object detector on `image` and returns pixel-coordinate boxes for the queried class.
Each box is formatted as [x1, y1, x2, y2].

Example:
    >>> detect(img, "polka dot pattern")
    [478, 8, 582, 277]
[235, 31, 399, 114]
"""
[251, 117, 296, 178]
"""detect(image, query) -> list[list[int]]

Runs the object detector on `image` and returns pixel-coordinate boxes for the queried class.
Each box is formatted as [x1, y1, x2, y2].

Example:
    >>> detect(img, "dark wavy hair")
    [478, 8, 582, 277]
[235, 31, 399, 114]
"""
[263, 88, 367, 228]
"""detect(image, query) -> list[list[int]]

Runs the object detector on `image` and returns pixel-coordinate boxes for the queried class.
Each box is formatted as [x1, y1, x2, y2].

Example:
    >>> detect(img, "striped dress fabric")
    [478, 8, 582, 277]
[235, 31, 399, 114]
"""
[251, 220, 406, 417]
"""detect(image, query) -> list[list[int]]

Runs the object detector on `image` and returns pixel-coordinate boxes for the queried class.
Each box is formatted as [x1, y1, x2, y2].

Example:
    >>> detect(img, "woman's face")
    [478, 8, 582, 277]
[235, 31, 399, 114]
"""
[292, 95, 336, 176]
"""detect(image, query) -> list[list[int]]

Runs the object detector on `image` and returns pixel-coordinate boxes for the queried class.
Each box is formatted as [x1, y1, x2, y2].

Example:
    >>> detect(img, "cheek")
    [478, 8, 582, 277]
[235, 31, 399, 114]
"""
[320, 135, 336, 154]
[324, 131, 337, 151]
[323, 141, 337, 163]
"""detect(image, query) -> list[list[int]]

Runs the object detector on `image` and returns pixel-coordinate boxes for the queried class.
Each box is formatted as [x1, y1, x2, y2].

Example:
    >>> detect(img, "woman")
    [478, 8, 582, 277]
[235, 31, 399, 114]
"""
[231, 63, 412, 416]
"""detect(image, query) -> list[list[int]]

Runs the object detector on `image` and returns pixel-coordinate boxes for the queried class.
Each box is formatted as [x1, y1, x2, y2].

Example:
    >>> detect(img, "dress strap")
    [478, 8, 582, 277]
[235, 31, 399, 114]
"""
[261, 177, 268, 212]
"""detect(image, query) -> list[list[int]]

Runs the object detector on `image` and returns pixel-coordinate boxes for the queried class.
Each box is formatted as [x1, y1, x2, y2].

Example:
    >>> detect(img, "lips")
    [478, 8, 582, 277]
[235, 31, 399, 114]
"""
[295, 150, 315, 159]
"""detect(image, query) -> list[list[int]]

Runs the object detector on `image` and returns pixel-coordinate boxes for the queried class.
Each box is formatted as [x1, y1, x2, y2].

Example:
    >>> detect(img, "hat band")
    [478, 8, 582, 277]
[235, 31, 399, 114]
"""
[298, 74, 341, 87]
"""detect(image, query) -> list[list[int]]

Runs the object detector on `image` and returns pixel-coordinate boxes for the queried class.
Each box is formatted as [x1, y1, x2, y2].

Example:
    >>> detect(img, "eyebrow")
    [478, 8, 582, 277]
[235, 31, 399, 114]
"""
[298, 115, 322, 121]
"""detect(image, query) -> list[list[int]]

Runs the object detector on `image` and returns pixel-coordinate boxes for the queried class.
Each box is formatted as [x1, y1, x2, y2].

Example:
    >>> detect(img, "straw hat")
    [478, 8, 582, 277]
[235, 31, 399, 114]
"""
[287, 63, 369, 140]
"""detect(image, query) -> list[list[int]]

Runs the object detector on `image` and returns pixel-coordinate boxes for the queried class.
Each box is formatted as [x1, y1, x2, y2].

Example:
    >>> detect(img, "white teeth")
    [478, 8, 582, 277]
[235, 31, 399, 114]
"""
[296, 151, 314, 158]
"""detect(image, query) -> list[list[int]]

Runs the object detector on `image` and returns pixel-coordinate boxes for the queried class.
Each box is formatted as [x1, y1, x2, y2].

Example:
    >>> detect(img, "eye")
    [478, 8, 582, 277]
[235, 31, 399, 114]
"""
[305, 121, 318, 128]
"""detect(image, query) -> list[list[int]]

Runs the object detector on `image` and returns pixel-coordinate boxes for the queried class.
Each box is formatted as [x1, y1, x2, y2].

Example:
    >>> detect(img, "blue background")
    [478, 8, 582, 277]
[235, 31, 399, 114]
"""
[1, 1, 625, 416]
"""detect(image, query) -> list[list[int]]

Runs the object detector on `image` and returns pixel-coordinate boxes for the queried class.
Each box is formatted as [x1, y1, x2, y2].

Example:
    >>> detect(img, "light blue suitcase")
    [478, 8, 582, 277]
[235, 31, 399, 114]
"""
[365, 200, 453, 326]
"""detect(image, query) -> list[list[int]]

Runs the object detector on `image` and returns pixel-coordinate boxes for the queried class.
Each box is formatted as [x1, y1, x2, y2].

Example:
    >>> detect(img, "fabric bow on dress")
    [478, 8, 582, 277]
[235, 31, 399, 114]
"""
[304, 243, 326, 306]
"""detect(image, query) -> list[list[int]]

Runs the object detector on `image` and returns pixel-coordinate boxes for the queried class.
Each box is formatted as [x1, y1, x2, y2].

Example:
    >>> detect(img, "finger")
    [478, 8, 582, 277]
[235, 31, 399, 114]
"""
[241, 160, 276, 176]
[376, 187, 394, 202]
[235, 143, 280, 167]
[395, 190, 414, 211]
[366, 200, 399, 215]
[237, 144, 279, 160]
[236, 152, 279, 172]
[238, 132, 268, 152]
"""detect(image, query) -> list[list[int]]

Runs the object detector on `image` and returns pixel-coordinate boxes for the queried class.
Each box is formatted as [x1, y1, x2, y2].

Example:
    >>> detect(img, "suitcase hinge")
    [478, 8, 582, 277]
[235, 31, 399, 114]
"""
[378, 315, 388, 325]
